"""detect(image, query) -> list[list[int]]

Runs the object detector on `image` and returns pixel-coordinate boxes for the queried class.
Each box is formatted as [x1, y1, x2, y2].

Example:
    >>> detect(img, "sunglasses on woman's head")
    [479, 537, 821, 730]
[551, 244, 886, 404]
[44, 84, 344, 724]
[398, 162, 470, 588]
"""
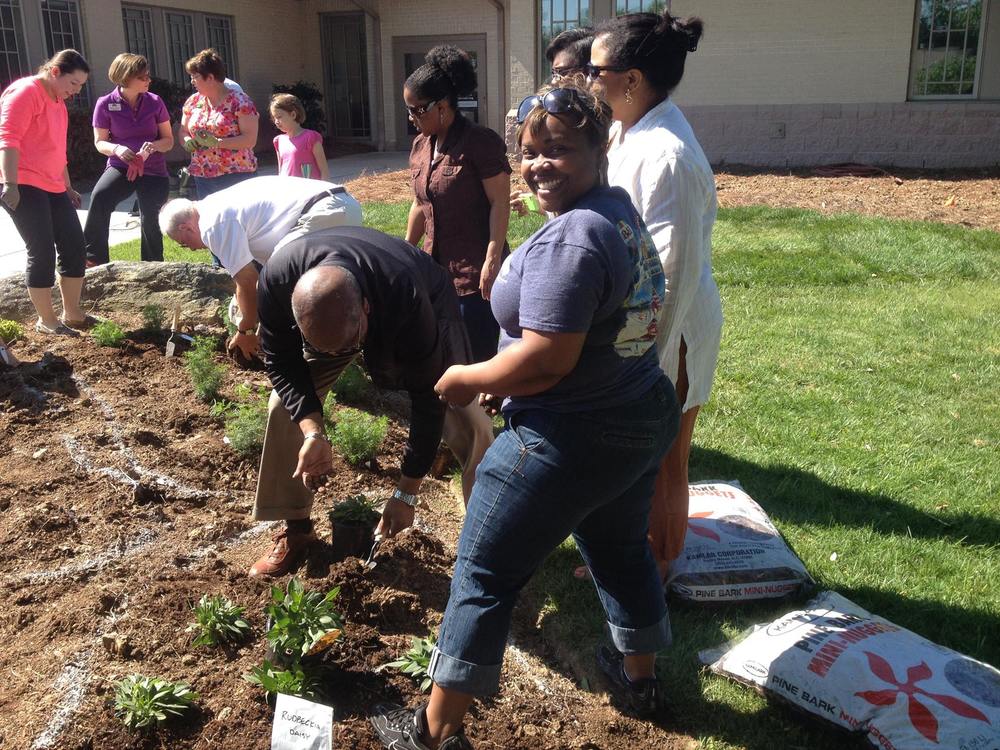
[516, 88, 597, 124]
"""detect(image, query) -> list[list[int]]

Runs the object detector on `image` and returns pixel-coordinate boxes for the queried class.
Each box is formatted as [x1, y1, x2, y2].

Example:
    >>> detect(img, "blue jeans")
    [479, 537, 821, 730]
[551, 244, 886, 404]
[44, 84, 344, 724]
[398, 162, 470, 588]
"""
[428, 376, 680, 695]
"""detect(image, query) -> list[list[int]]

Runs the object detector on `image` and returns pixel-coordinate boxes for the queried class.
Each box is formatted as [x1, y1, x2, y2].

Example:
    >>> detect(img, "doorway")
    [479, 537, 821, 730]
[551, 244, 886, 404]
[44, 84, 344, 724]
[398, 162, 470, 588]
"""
[321, 13, 371, 140]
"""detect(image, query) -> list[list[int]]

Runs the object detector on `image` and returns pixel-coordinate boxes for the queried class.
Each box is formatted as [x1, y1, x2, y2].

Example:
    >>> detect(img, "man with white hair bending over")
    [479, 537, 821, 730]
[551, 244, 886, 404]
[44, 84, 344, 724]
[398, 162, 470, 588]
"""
[159, 174, 362, 361]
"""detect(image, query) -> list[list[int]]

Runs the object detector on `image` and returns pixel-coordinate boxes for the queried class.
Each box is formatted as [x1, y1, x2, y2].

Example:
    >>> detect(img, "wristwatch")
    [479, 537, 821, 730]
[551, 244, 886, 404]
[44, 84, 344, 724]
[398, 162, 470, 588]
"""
[303, 431, 329, 443]
[391, 488, 418, 507]
[238, 325, 256, 335]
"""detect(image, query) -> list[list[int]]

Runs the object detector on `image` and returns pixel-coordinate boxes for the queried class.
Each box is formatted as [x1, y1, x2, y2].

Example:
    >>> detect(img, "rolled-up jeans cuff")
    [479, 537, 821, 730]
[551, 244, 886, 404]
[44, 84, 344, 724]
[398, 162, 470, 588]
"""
[608, 612, 672, 654]
[427, 647, 502, 696]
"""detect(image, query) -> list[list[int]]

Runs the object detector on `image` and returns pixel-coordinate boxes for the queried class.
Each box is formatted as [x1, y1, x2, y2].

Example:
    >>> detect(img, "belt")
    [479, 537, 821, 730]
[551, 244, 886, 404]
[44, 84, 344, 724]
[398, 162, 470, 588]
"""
[300, 186, 347, 216]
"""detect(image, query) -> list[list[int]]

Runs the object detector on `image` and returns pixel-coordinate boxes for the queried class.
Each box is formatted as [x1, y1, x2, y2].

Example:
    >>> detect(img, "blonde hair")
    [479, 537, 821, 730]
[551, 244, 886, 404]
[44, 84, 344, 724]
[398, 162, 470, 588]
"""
[108, 53, 148, 87]
[270, 93, 306, 124]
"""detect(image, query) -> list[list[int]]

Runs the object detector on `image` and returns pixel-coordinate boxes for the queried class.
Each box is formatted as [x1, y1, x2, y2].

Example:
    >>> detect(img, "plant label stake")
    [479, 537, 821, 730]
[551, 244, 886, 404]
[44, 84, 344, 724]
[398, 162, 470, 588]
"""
[165, 307, 193, 358]
[271, 693, 333, 750]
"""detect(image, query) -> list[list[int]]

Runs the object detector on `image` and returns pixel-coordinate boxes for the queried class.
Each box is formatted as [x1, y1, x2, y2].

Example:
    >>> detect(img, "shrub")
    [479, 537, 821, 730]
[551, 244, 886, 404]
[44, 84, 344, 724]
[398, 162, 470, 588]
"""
[271, 80, 326, 135]
[217, 302, 238, 336]
[244, 659, 319, 699]
[149, 77, 189, 124]
[332, 363, 371, 403]
[323, 390, 337, 434]
[328, 493, 381, 526]
[185, 336, 224, 402]
[112, 675, 198, 730]
[385, 635, 436, 692]
[92, 320, 126, 347]
[0, 319, 24, 342]
[223, 389, 268, 459]
[265, 577, 343, 663]
[330, 408, 388, 465]
[66, 107, 107, 184]
[187, 594, 251, 647]
[141, 304, 165, 332]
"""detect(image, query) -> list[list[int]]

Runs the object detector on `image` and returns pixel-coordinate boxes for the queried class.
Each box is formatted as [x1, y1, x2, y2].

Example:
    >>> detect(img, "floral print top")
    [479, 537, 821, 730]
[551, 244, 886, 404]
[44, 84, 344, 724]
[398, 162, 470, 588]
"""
[182, 91, 258, 178]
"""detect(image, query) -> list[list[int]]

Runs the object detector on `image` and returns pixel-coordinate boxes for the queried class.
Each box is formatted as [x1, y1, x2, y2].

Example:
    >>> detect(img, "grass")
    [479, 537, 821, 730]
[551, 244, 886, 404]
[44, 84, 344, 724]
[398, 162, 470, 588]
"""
[108, 201, 1000, 749]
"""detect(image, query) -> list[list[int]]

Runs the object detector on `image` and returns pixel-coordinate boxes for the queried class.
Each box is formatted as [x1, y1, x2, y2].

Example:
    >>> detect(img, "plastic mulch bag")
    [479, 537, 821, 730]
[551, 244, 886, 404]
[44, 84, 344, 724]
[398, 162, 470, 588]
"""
[665, 481, 814, 602]
[702, 591, 1000, 750]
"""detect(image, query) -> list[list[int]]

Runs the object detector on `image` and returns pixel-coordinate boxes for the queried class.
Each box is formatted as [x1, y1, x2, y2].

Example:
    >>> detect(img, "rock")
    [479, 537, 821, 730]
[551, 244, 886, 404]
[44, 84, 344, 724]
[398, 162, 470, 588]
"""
[0, 262, 234, 324]
[102, 633, 132, 657]
[216, 706, 232, 722]
[181, 654, 197, 666]
[32, 448, 47, 459]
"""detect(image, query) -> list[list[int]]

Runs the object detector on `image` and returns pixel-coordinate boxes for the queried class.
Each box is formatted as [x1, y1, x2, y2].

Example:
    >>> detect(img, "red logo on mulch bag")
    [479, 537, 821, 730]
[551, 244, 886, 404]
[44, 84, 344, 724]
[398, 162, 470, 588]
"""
[855, 651, 991, 743]
[688, 511, 721, 542]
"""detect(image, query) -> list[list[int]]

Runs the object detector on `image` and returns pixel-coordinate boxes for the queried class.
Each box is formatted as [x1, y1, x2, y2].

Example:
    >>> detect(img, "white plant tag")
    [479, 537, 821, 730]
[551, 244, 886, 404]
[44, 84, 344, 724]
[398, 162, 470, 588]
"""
[271, 694, 334, 750]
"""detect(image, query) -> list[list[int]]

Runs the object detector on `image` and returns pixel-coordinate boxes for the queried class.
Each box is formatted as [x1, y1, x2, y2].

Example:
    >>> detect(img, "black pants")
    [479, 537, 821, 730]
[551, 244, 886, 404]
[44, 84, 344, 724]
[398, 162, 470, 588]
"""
[2, 185, 85, 288]
[84, 166, 170, 264]
[458, 291, 500, 363]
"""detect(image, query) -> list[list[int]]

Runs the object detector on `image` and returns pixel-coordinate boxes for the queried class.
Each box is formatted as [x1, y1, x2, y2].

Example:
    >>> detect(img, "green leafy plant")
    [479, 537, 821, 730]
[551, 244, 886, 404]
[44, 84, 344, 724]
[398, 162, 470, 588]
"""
[184, 336, 225, 402]
[323, 390, 338, 433]
[140, 304, 165, 332]
[328, 493, 381, 526]
[217, 302, 238, 336]
[330, 407, 388, 465]
[223, 389, 269, 459]
[244, 659, 320, 699]
[332, 363, 371, 403]
[386, 635, 436, 692]
[186, 594, 251, 647]
[0, 319, 24, 342]
[112, 675, 198, 730]
[265, 577, 343, 663]
[91, 320, 126, 347]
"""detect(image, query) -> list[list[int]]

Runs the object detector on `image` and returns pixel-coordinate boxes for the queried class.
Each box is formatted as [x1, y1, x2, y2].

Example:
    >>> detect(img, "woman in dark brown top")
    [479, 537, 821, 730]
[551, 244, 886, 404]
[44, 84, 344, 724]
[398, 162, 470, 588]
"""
[404, 45, 511, 363]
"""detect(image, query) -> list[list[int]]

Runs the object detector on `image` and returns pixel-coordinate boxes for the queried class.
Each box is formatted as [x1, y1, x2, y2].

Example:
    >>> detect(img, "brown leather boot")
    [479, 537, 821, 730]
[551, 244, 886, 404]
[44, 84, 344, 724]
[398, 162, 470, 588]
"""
[249, 526, 317, 577]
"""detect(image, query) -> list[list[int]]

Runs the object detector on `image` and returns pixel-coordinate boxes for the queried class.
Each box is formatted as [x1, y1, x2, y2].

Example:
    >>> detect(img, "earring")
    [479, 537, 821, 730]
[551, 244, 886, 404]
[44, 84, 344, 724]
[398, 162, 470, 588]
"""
[624, 88, 633, 104]
[439, 109, 443, 124]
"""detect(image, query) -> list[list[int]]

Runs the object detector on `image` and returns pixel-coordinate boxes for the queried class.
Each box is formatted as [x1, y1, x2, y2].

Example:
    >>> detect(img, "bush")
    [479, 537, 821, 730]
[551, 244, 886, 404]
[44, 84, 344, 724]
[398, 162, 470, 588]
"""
[185, 336, 224, 402]
[187, 594, 251, 647]
[330, 408, 388, 465]
[244, 660, 319, 700]
[265, 577, 343, 663]
[0, 319, 24, 342]
[217, 302, 238, 336]
[141, 304, 165, 332]
[149, 77, 189, 125]
[385, 635, 436, 693]
[271, 81, 326, 135]
[332, 363, 371, 403]
[328, 494, 381, 526]
[112, 675, 198, 730]
[223, 388, 268, 459]
[66, 107, 107, 184]
[92, 320, 126, 347]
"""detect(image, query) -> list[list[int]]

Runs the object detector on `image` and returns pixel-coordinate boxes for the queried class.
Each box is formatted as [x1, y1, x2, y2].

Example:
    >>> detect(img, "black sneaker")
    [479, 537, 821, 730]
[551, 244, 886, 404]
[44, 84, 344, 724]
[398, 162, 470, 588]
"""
[595, 644, 666, 719]
[369, 703, 474, 749]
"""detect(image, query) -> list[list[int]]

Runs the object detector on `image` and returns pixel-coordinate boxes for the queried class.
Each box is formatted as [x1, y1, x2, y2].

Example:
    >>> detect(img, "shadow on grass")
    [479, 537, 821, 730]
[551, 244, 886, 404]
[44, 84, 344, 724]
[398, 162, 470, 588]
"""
[690, 446, 1000, 551]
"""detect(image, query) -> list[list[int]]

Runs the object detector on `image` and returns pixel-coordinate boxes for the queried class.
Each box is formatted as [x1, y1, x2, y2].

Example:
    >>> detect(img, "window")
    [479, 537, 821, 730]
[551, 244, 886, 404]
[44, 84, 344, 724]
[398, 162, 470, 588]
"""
[910, 0, 986, 97]
[122, 5, 156, 68]
[41, 0, 89, 106]
[0, 0, 29, 90]
[539, 0, 591, 78]
[165, 11, 195, 85]
[204, 15, 235, 78]
[616, 0, 669, 13]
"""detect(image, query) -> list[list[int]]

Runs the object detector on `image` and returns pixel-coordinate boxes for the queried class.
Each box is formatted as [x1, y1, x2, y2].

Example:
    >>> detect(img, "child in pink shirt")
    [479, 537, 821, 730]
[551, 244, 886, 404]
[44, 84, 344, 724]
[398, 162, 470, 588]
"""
[270, 94, 329, 181]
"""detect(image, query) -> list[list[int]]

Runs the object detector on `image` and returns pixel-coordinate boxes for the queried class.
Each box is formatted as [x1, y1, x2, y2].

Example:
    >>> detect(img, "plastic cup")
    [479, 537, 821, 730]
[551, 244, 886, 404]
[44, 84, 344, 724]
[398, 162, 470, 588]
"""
[520, 193, 540, 213]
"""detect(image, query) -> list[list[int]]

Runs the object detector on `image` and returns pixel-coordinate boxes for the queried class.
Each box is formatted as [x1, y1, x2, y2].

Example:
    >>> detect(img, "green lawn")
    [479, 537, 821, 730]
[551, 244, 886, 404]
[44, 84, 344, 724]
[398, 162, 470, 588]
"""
[111, 203, 1000, 749]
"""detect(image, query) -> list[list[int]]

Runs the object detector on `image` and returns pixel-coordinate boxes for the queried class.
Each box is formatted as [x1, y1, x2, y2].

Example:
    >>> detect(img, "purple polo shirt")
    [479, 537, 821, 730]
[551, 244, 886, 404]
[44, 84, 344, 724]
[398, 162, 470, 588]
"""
[92, 88, 170, 177]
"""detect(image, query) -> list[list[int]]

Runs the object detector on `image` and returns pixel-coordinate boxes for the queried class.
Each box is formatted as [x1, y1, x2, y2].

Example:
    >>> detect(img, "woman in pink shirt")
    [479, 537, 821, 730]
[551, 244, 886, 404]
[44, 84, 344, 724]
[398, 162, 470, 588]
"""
[0, 49, 92, 336]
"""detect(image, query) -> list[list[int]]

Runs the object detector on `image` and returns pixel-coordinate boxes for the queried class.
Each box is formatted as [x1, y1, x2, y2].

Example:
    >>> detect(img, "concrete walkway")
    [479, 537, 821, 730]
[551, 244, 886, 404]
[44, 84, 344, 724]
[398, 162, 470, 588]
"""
[0, 151, 409, 280]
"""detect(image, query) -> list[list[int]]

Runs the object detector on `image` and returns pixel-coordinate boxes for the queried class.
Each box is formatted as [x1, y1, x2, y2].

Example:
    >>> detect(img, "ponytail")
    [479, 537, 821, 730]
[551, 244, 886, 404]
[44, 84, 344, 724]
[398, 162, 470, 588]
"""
[405, 45, 477, 109]
[596, 10, 703, 95]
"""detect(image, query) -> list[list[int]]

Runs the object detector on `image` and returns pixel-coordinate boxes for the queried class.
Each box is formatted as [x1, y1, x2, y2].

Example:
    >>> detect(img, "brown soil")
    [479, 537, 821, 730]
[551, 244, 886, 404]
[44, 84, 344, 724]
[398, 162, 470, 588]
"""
[346, 166, 1000, 232]
[0, 321, 688, 750]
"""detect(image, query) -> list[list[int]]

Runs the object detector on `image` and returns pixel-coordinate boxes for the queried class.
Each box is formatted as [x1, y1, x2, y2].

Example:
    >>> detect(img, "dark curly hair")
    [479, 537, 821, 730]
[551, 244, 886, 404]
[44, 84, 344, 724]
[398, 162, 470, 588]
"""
[596, 10, 703, 96]
[404, 45, 477, 109]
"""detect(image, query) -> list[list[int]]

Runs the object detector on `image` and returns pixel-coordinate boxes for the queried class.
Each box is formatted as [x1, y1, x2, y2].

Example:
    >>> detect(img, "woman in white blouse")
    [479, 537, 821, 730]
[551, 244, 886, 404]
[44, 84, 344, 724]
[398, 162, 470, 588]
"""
[588, 9, 723, 579]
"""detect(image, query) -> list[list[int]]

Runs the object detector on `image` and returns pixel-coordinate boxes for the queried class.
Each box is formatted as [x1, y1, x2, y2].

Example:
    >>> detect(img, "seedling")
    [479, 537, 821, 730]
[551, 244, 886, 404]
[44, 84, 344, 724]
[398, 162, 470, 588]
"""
[385, 635, 436, 692]
[91, 320, 126, 347]
[0, 319, 24, 342]
[140, 304, 165, 332]
[217, 302, 238, 336]
[265, 577, 343, 663]
[187, 594, 251, 647]
[184, 336, 224, 402]
[112, 675, 198, 730]
[328, 493, 381, 526]
[244, 659, 319, 699]
[330, 407, 388, 465]
[332, 363, 371, 403]
[223, 388, 268, 458]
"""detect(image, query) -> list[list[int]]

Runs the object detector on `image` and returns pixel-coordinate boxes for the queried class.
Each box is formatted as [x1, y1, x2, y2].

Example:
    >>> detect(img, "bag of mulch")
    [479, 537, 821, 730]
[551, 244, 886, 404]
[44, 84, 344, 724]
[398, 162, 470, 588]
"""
[665, 481, 814, 602]
[702, 591, 1000, 750]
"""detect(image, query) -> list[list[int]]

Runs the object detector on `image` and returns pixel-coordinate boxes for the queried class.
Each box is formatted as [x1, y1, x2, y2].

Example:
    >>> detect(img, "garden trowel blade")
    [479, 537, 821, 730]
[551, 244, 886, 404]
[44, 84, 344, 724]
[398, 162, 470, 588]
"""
[0, 339, 19, 367]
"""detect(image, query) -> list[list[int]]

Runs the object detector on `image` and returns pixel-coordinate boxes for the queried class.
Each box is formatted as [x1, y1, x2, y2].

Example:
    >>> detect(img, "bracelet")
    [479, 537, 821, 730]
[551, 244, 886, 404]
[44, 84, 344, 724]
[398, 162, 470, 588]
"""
[303, 431, 329, 443]
[391, 488, 418, 507]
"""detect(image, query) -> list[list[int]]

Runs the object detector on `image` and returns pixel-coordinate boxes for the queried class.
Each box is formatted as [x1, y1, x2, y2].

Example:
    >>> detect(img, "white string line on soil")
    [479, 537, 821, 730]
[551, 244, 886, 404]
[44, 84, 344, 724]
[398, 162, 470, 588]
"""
[13, 522, 158, 584]
[30, 651, 93, 750]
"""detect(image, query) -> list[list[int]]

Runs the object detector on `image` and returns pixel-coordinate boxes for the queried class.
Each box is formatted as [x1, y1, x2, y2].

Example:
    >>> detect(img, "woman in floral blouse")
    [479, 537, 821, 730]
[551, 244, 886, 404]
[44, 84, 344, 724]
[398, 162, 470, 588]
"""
[179, 48, 257, 198]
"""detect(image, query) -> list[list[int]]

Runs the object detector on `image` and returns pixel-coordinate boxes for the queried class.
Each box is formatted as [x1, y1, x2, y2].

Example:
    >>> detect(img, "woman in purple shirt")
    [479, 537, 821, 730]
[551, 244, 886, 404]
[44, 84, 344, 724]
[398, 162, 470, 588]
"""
[84, 53, 173, 265]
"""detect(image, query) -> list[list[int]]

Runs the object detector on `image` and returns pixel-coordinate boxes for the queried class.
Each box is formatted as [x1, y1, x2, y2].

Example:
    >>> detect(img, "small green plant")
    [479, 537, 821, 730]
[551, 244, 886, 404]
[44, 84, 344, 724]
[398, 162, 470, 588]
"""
[265, 577, 343, 663]
[186, 594, 251, 647]
[330, 407, 388, 465]
[328, 493, 381, 526]
[323, 390, 337, 433]
[0, 319, 24, 342]
[332, 363, 371, 403]
[217, 302, 238, 336]
[244, 659, 320, 699]
[223, 390, 268, 459]
[140, 304, 165, 332]
[91, 320, 126, 347]
[385, 635, 436, 692]
[184, 336, 224, 402]
[112, 675, 198, 730]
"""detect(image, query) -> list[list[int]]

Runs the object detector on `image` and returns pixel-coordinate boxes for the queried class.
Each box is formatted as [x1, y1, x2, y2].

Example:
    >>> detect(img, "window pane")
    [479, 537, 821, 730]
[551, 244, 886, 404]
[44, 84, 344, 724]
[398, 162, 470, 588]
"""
[205, 15, 235, 78]
[539, 0, 591, 79]
[122, 6, 155, 69]
[41, 0, 89, 107]
[910, 0, 981, 98]
[0, 0, 29, 90]
[616, 0, 669, 13]
[166, 11, 196, 86]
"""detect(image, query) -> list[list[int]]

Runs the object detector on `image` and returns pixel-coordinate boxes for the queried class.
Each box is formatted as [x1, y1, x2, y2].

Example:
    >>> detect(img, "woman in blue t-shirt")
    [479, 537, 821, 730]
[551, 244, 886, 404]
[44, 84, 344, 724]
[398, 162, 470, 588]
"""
[369, 81, 681, 750]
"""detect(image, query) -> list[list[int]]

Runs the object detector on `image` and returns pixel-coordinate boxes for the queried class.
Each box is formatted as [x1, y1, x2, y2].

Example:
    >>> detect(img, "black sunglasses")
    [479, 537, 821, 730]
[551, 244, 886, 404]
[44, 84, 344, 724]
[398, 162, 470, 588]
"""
[584, 63, 629, 79]
[405, 99, 438, 117]
[516, 88, 597, 124]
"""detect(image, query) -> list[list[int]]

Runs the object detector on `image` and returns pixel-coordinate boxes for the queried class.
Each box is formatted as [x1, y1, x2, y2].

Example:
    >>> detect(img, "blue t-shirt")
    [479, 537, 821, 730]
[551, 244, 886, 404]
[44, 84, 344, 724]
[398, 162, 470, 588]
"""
[490, 185, 665, 413]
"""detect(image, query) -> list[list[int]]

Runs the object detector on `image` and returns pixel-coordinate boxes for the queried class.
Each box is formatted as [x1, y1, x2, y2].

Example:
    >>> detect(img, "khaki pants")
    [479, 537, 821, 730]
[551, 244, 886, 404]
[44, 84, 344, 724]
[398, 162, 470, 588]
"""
[252, 350, 493, 521]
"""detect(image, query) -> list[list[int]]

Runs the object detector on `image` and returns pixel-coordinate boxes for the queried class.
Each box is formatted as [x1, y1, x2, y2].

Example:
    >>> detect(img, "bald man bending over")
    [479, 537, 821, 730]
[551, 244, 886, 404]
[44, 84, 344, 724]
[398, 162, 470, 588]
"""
[250, 225, 494, 577]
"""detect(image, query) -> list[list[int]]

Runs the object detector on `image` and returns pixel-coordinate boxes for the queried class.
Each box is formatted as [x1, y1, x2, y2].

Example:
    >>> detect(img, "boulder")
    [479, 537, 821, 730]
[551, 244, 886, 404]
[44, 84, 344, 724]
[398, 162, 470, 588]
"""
[0, 262, 234, 325]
